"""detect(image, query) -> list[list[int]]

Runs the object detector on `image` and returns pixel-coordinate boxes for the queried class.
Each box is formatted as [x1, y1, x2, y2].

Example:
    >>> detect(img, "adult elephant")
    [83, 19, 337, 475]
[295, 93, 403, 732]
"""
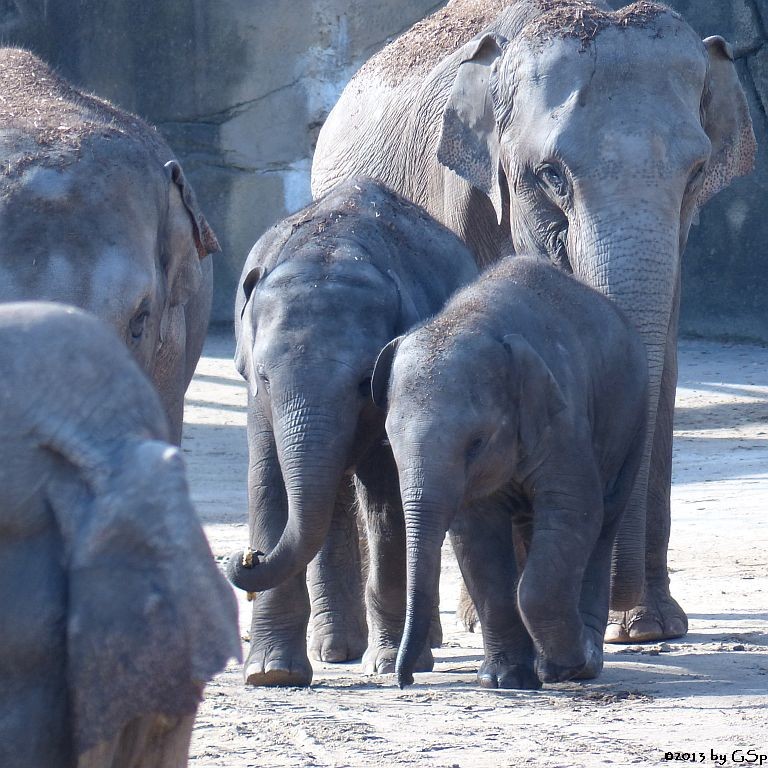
[312, 0, 756, 642]
[0, 48, 219, 444]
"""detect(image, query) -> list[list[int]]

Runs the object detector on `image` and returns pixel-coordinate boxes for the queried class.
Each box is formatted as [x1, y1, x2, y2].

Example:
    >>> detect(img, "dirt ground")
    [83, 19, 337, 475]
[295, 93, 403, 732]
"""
[182, 332, 767, 768]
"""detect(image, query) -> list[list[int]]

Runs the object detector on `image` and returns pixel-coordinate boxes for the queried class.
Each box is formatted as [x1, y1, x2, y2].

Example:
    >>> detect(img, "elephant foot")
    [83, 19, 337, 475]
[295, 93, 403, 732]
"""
[573, 638, 604, 680]
[456, 583, 480, 633]
[362, 643, 434, 676]
[478, 655, 540, 690]
[243, 641, 312, 687]
[536, 656, 587, 684]
[308, 621, 367, 663]
[605, 589, 687, 643]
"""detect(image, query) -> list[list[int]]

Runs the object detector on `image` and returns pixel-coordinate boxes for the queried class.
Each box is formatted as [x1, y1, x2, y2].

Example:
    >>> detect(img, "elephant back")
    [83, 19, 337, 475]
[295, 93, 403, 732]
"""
[0, 47, 172, 177]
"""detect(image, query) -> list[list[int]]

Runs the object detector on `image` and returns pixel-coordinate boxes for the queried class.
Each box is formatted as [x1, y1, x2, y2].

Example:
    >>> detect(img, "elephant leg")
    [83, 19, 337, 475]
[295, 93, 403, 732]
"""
[573, 514, 623, 680]
[456, 525, 527, 634]
[449, 497, 540, 690]
[518, 462, 604, 683]
[606, 297, 687, 643]
[307, 476, 367, 663]
[356, 447, 434, 675]
[244, 395, 312, 686]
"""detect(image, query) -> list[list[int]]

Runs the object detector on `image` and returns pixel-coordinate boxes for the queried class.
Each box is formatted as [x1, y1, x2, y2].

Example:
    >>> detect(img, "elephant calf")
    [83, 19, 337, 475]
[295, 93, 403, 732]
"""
[372, 257, 648, 689]
[0, 303, 240, 767]
[226, 178, 478, 686]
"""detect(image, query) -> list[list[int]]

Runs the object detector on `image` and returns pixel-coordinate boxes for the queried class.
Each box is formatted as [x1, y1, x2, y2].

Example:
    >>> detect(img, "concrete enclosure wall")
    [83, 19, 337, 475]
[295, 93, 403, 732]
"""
[2, 0, 767, 337]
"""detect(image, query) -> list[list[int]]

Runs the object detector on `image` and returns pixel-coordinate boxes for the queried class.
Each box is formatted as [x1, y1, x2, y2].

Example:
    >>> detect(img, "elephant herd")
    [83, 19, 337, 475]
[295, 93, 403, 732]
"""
[0, 0, 757, 766]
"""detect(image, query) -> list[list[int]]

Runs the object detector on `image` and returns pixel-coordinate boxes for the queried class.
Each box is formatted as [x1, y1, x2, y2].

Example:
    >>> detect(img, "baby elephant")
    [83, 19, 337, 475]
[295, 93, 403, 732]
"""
[372, 257, 648, 689]
[226, 178, 478, 686]
[0, 303, 240, 767]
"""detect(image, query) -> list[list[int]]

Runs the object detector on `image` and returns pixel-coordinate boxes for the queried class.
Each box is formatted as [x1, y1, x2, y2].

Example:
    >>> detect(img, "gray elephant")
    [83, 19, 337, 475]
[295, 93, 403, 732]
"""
[371, 256, 648, 688]
[225, 178, 478, 686]
[0, 302, 240, 768]
[312, 0, 756, 642]
[0, 47, 220, 444]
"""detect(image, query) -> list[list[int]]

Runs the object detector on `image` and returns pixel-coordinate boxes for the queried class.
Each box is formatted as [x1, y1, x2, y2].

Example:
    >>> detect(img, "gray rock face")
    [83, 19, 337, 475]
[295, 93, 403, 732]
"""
[2, 0, 767, 337]
[1, 0, 442, 321]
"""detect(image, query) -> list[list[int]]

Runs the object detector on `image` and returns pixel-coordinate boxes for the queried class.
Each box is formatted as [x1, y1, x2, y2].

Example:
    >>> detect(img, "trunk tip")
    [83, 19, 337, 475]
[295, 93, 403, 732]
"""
[225, 548, 263, 592]
[396, 670, 414, 689]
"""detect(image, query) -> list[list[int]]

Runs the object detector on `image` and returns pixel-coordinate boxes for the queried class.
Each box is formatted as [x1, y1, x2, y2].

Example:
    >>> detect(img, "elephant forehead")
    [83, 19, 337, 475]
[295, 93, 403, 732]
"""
[508, 22, 706, 115]
[394, 326, 502, 400]
[260, 258, 396, 310]
[505, 27, 708, 173]
[0, 244, 155, 323]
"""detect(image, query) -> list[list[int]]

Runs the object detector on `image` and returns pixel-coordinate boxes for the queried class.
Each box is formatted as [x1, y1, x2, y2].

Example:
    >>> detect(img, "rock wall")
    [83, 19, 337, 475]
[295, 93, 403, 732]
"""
[0, 0, 442, 321]
[2, 1, 767, 336]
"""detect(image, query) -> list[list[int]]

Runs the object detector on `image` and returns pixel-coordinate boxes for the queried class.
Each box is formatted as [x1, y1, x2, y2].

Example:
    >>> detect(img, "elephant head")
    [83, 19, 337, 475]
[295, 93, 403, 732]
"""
[227, 252, 421, 593]
[434, 2, 755, 605]
[56, 440, 239, 757]
[0, 48, 220, 443]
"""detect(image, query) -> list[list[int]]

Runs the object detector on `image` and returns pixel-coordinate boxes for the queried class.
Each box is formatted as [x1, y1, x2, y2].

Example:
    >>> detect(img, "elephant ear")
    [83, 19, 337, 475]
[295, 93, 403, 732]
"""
[163, 160, 220, 311]
[698, 36, 756, 207]
[234, 265, 264, 386]
[437, 34, 506, 224]
[50, 440, 240, 755]
[386, 269, 422, 334]
[371, 335, 404, 409]
[502, 334, 567, 457]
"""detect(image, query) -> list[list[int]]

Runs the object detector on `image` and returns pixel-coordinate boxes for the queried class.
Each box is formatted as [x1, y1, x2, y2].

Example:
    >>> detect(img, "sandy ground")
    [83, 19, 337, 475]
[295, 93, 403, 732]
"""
[181, 332, 767, 768]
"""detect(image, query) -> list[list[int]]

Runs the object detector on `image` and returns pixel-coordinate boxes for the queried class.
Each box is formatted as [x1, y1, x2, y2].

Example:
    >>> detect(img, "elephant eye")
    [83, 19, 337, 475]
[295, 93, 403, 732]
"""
[129, 310, 149, 341]
[537, 164, 569, 200]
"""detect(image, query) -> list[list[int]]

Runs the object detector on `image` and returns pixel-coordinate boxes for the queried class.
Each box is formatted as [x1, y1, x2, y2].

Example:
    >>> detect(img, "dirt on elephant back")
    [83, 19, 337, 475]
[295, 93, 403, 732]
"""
[357, 0, 682, 87]
[0, 47, 169, 176]
[357, 0, 508, 86]
[524, 1, 680, 47]
[184, 333, 768, 768]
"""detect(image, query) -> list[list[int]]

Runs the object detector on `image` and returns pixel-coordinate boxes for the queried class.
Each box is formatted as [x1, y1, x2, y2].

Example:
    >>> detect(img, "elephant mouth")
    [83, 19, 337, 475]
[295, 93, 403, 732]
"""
[551, 231, 572, 273]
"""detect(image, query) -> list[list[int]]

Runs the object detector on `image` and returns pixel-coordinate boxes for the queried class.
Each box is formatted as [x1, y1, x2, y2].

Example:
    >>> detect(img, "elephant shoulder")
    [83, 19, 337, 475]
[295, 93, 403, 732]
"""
[0, 47, 173, 174]
[355, 1, 509, 89]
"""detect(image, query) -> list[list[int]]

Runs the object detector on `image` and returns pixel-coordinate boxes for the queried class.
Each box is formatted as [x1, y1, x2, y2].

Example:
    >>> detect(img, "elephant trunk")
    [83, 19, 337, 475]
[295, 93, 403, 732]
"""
[228, 396, 352, 592]
[396, 473, 455, 688]
[574, 204, 680, 609]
